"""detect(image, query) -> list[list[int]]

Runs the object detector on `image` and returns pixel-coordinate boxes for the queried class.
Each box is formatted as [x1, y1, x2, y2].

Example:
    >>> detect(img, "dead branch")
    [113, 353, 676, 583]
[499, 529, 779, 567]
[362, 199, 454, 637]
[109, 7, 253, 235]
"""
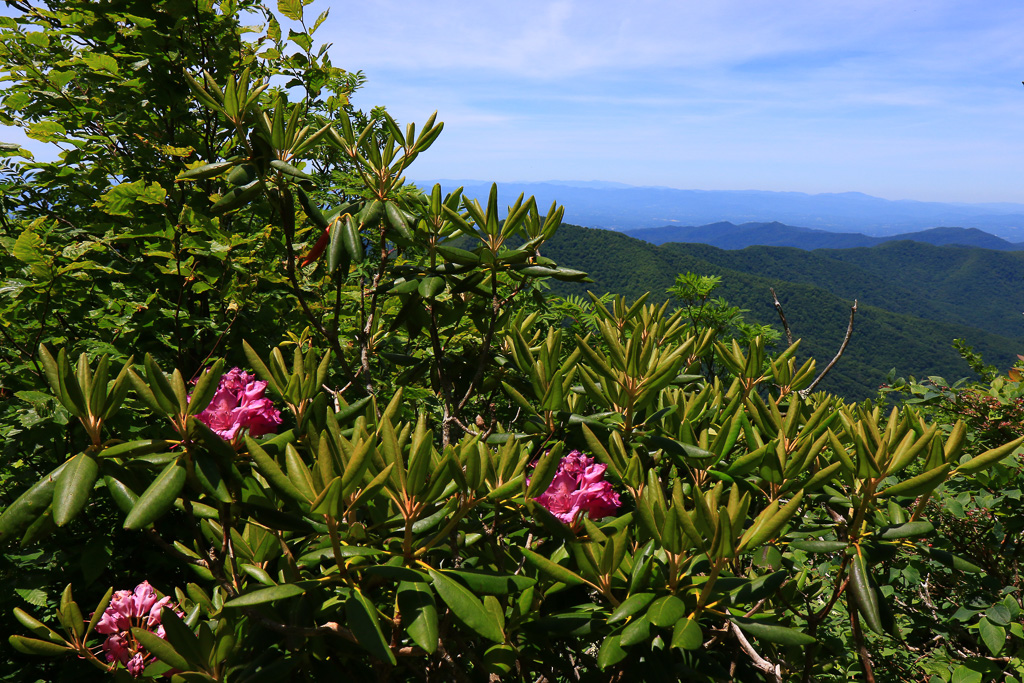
[801, 300, 857, 395]
[730, 622, 782, 683]
[770, 288, 794, 347]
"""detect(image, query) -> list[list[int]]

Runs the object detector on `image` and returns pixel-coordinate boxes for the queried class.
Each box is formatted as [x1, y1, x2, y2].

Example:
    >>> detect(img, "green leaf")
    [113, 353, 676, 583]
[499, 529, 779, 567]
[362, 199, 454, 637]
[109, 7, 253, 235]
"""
[25, 121, 66, 143]
[919, 545, 984, 573]
[875, 520, 933, 540]
[956, 436, 1024, 475]
[951, 664, 984, 683]
[732, 617, 816, 645]
[96, 180, 167, 216]
[223, 583, 304, 607]
[187, 360, 225, 417]
[269, 159, 314, 181]
[159, 608, 205, 668]
[646, 595, 686, 628]
[671, 617, 702, 650]
[789, 539, 848, 553]
[52, 452, 99, 526]
[596, 633, 627, 669]
[193, 450, 232, 504]
[398, 582, 438, 654]
[346, 589, 396, 664]
[8, 635, 70, 656]
[85, 588, 114, 639]
[979, 616, 1005, 656]
[176, 161, 233, 181]
[428, 569, 504, 643]
[619, 613, 650, 646]
[131, 627, 189, 671]
[849, 549, 885, 635]
[525, 443, 563, 501]
[13, 228, 45, 265]
[277, 0, 303, 22]
[246, 437, 307, 504]
[739, 491, 803, 552]
[519, 547, 587, 587]
[81, 51, 119, 74]
[0, 462, 68, 544]
[987, 603, 1011, 626]
[877, 463, 950, 498]
[123, 459, 186, 530]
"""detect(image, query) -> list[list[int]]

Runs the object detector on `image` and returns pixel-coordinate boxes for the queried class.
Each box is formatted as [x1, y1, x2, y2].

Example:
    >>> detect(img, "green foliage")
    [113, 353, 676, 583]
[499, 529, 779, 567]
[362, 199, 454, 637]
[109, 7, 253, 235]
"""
[539, 224, 1023, 400]
[3, 2, 1024, 682]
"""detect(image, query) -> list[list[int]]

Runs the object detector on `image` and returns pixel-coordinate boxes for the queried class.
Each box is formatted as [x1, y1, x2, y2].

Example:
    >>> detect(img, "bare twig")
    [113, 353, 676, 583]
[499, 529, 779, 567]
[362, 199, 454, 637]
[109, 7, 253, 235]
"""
[730, 622, 782, 683]
[770, 288, 793, 347]
[801, 300, 857, 396]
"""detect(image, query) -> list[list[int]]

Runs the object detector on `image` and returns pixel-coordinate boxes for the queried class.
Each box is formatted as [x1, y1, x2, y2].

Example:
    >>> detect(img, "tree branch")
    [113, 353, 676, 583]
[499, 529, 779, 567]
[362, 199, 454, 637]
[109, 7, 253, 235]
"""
[730, 622, 782, 683]
[770, 288, 793, 348]
[801, 300, 857, 396]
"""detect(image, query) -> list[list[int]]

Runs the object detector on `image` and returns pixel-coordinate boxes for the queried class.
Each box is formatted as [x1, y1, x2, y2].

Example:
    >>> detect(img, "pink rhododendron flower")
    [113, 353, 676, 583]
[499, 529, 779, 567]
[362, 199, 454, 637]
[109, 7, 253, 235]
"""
[194, 367, 282, 444]
[533, 451, 621, 525]
[94, 581, 181, 678]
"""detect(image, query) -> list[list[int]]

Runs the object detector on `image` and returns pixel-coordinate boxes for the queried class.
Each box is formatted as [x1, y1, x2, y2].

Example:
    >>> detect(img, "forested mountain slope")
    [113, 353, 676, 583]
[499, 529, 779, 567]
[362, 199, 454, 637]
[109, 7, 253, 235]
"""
[623, 222, 1024, 251]
[541, 224, 1024, 399]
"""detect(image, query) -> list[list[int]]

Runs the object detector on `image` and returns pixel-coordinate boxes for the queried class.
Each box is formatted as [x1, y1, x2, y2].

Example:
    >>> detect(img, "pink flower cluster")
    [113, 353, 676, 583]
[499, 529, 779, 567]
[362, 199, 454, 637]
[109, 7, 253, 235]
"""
[534, 451, 621, 525]
[195, 367, 282, 443]
[95, 581, 180, 677]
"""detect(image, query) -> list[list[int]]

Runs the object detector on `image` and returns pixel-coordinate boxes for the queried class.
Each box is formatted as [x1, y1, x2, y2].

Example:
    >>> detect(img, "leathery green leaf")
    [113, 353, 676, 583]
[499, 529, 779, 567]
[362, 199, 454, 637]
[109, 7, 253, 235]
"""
[596, 632, 627, 669]
[0, 462, 68, 543]
[428, 569, 504, 643]
[187, 359, 225, 416]
[346, 589, 397, 665]
[246, 436, 307, 504]
[8, 635, 70, 656]
[738, 490, 803, 553]
[849, 548, 884, 634]
[918, 544, 984, 573]
[224, 583, 305, 607]
[160, 608, 205, 668]
[955, 436, 1024, 475]
[732, 617, 816, 645]
[123, 459, 186, 530]
[525, 442, 563, 501]
[647, 595, 686, 628]
[607, 593, 655, 624]
[131, 627, 189, 671]
[14, 608, 62, 643]
[877, 464, 950, 498]
[398, 581, 438, 654]
[671, 617, 702, 650]
[875, 520, 934, 540]
[52, 452, 99, 526]
[520, 547, 587, 587]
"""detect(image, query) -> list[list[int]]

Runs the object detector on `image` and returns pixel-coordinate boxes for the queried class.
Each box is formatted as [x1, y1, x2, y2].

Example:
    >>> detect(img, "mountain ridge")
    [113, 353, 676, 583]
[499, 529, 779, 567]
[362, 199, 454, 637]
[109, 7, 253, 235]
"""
[538, 224, 1024, 399]
[415, 180, 1024, 240]
[621, 222, 1024, 251]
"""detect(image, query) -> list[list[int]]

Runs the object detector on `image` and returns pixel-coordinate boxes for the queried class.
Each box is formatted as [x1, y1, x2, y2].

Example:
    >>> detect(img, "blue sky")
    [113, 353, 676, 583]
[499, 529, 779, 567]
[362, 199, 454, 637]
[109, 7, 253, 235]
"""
[318, 0, 1024, 203]
[3, 1, 1024, 204]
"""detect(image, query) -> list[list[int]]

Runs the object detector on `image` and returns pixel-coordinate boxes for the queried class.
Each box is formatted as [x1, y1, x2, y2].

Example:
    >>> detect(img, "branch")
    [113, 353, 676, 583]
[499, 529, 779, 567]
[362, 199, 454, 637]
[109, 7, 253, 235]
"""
[770, 288, 793, 347]
[800, 300, 857, 396]
[730, 622, 782, 683]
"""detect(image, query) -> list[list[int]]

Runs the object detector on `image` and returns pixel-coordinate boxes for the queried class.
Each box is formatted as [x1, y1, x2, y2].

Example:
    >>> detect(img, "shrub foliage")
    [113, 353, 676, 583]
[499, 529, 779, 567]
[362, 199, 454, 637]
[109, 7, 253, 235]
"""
[2, 2, 1023, 682]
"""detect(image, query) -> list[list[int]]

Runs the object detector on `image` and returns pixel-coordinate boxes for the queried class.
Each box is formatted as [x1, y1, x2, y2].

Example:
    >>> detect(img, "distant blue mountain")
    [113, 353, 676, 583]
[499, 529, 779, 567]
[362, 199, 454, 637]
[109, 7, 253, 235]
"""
[414, 181, 1024, 241]
[621, 222, 1024, 251]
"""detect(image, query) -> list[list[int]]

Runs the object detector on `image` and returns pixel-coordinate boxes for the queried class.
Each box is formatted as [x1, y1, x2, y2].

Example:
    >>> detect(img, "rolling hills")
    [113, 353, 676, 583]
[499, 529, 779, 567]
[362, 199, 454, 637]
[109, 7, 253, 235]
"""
[422, 180, 1024, 239]
[622, 222, 1024, 251]
[538, 224, 1024, 399]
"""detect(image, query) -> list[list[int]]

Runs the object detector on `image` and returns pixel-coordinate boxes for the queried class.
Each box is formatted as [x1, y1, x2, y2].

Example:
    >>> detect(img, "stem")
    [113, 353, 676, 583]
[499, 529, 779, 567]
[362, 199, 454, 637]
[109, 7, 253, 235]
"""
[850, 609, 876, 683]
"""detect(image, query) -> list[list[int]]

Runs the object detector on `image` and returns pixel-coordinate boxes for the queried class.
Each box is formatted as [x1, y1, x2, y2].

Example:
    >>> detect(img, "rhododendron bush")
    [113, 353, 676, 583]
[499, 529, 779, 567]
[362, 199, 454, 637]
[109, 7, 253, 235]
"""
[4, 3, 1024, 683]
